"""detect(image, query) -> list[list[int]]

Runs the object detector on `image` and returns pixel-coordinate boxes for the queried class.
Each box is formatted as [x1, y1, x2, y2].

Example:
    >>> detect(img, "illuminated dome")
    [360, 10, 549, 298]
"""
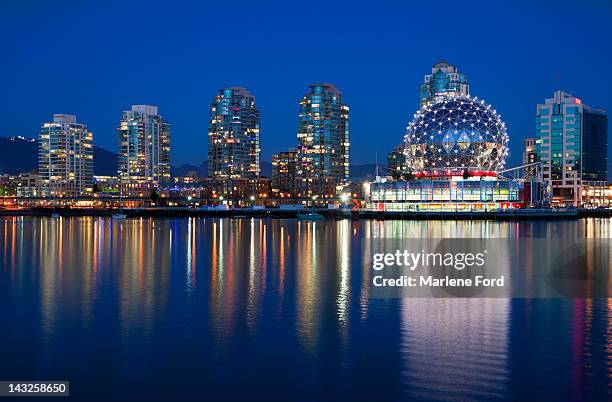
[404, 95, 509, 175]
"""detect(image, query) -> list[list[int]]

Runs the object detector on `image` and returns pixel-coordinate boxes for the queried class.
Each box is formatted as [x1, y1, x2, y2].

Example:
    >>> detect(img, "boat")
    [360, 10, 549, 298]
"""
[50, 206, 60, 219]
[297, 212, 325, 221]
[112, 188, 127, 219]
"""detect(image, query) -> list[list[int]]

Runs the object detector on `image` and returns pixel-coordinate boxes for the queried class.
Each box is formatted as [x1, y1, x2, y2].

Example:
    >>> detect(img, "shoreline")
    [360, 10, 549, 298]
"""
[0, 207, 602, 220]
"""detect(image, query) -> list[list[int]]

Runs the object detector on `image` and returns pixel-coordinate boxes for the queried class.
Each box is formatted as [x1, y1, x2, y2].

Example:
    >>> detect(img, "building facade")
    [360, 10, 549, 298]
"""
[0, 172, 40, 197]
[38, 114, 93, 197]
[296, 83, 350, 198]
[165, 177, 271, 204]
[93, 175, 120, 195]
[521, 137, 540, 182]
[535, 91, 608, 205]
[118, 105, 171, 197]
[522, 138, 538, 165]
[208, 87, 260, 194]
[419, 61, 469, 108]
[271, 149, 298, 197]
[387, 145, 408, 179]
[367, 179, 520, 212]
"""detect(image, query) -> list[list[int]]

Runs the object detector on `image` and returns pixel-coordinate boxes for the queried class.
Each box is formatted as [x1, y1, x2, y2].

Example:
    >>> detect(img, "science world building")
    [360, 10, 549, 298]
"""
[366, 95, 523, 211]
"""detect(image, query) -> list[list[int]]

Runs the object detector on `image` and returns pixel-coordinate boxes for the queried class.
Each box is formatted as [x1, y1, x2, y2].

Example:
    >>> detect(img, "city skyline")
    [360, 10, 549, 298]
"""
[8, 81, 608, 175]
[1, 1, 610, 167]
[2, 3, 612, 401]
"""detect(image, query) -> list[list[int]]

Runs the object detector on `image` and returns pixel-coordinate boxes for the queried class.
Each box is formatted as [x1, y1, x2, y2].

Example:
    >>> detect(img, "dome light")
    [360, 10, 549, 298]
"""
[404, 96, 508, 174]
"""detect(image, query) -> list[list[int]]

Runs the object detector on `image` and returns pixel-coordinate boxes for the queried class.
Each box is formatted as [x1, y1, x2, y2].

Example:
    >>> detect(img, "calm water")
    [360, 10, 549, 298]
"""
[0, 217, 611, 401]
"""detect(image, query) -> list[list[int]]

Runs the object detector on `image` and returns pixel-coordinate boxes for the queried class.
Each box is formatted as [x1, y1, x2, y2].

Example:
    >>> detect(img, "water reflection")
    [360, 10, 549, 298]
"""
[0, 217, 610, 401]
[400, 299, 509, 401]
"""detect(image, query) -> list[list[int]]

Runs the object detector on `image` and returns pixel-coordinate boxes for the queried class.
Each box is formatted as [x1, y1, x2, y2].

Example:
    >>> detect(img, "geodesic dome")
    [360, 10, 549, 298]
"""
[404, 95, 509, 174]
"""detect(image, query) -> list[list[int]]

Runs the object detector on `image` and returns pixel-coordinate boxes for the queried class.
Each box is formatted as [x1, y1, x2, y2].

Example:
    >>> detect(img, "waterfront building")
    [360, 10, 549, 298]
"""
[38, 114, 93, 197]
[366, 179, 520, 211]
[581, 182, 609, 207]
[296, 83, 350, 198]
[0, 172, 40, 197]
[535, 91, 608, 205]
[208, 87, 260, 194]
[271, 149, 298, 197]
[522, 138, 538, 165]
[419, 62, 469, 108]
[163, 177, 271, 205]
[0, 175, 14, 196]
[93, 175, 120, 195]
[366, 95, 524, 211]
[522, 137, 540, 181]
[118, 105, 171, 197]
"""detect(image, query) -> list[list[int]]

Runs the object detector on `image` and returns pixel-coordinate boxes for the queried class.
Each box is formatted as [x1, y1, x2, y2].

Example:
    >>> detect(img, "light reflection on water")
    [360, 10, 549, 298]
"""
[0, 216, 610, 401]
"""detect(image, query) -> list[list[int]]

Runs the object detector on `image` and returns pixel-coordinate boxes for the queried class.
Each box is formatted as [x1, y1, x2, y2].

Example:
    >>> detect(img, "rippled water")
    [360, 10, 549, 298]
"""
[0, 217, 610, 401]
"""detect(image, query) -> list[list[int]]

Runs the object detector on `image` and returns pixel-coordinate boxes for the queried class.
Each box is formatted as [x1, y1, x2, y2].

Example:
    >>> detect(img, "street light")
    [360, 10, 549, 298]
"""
[250, 195, 255, 201]
[340, 193, 350, 203]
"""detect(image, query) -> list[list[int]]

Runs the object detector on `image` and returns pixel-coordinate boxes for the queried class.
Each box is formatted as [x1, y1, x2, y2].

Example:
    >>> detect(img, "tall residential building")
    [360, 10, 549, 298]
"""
[118, 105, 170, 197]
[208, 87, 260, 193]
[296, 83, 350, 198]
[38, 114, 93, 197]
[271, 149, 298, 197]
[419, 61, 469, 108]
[535, 91, 608, 205]
[522, 138, 538, 165]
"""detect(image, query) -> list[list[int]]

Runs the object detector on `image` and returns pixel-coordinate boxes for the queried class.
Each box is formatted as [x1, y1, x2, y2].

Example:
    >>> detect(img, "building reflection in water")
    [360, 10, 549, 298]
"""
[294, 221, 320, 354]
[336, 220, 350, 327]
[0, 217, 611, 399]
[400, 298, 509, 400]
[360, 220, 512, 400]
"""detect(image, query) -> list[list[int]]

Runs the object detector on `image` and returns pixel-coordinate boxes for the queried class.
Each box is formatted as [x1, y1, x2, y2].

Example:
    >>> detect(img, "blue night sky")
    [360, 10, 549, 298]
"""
[1, 0, 611, 167]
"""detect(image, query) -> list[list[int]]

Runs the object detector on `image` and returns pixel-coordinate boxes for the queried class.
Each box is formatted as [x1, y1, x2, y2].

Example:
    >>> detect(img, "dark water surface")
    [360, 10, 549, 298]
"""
[0, 217, 610, 401]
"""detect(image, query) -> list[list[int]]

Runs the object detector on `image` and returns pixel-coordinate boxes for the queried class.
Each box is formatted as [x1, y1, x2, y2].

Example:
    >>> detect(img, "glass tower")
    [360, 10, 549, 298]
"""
[535, 91, 608, 205]
[296, 83, 350, 198]
[38, 114, 93, 197]
[118, 105, 171, 197]
[208, 87, 260, 187]
[419, 61, 469, 108]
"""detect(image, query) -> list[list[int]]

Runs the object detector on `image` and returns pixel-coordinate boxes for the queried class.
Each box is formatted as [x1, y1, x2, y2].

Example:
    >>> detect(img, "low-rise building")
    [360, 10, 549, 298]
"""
[0, 172, 40, 197]
[93, 176, 120, 195]
[387, 145, 409, 179]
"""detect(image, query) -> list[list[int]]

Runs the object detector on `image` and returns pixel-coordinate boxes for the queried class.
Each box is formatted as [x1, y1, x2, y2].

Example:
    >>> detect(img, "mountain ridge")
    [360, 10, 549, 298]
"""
[0, 136, 377, 180]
